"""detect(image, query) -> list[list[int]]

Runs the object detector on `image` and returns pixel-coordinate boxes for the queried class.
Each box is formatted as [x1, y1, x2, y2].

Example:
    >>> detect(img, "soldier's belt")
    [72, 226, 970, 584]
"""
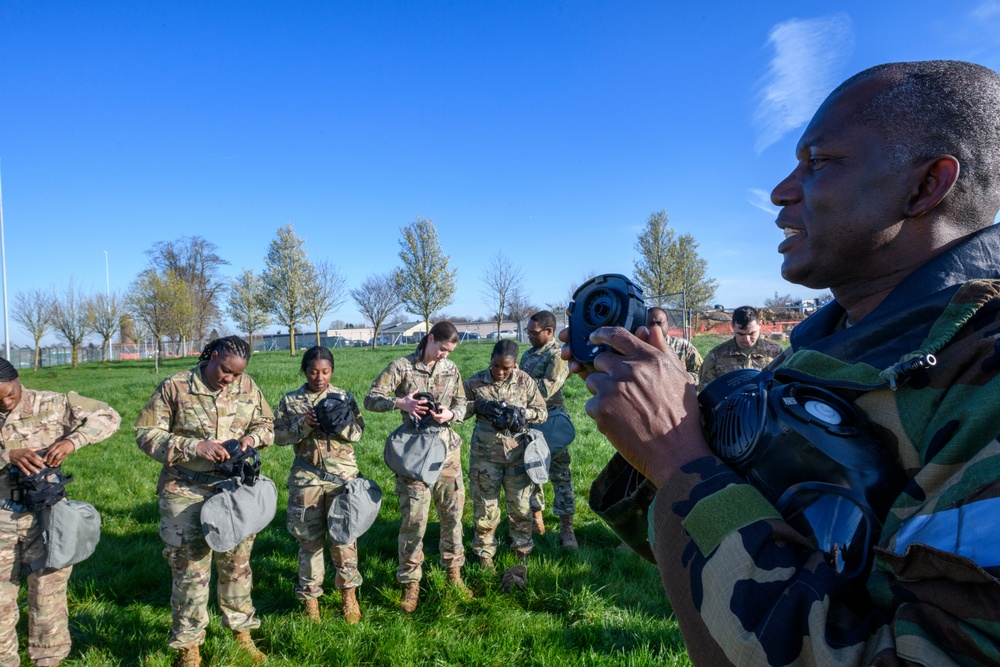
[169, 465, 230, 487]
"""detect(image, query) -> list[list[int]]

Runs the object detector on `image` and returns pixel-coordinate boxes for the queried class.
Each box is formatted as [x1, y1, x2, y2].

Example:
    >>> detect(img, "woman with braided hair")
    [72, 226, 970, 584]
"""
[463, 339, 547, 592]
[135, 336, 273, 667]
[0, 357, 120, 667]
[274, 346, 367, 624]
[363, 321, 470, 613]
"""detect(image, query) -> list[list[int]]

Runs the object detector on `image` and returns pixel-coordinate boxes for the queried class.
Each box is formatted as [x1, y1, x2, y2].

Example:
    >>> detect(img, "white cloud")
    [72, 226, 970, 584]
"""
[753, 13, 855, 154]
[971, 1, 1000, 22]
[748, 188, 779, 216]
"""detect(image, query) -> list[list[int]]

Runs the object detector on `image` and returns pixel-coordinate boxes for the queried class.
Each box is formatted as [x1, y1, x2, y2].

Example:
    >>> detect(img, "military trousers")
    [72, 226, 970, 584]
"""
[159, 489, 260, 649]
[469, 455, 533, 560]
[528, 447, 575, 516]
[286, 475, 361, 598]
[0, 508, 71, 667]
[394, 449, 465, 583]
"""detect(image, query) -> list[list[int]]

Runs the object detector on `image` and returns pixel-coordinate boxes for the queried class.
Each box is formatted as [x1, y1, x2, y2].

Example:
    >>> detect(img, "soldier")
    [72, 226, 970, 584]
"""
[698, 306, 782, 389]
[465, 339, 547, 591]
[645, 307, 702, 384]
[520, 311, 577, 548]
[135, 336, 273, 667]
[363, 321, 470, 614]
[0, 357, 120, 667]
[569, 60, 1000, 665]
[274, 346, 366, 624]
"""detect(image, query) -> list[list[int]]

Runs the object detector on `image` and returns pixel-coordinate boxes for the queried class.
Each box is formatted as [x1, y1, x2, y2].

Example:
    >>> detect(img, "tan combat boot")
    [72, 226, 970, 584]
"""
[303, 597, 321, 621]
[234, 631, 267, 664]
[531, 509, 545, 535]
[173, 645, 201, 667]
[446, 566, 473, 599]
[342, 587, 361, 624]
[560, 514, 579, 550]
[400, 581, 420, 614]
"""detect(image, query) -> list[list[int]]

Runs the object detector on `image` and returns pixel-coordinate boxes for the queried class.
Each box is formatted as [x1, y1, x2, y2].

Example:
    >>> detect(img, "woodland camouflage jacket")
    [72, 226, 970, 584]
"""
[653, 223, 1000, 666]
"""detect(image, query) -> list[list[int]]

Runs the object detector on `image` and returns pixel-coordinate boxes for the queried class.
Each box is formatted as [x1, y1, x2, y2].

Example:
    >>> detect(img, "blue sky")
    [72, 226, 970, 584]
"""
[3, 1, 1000, 344]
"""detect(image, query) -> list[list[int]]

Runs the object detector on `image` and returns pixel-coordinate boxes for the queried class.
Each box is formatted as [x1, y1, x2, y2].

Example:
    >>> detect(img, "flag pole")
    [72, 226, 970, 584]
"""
[0, 162, 9, 361]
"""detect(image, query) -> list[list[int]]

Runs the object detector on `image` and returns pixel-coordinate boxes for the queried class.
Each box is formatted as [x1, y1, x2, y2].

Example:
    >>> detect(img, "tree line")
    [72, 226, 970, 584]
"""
[10, 211, 717, 370]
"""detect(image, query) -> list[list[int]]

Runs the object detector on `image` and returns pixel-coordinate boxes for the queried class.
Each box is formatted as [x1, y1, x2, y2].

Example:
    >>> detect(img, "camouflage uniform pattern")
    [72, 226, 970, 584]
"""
[650, 225, 1000, 666]
[274, 384, 366, 596]
[0, 388, 120, 667]
[364, 352, 468, 583]
[697, 335, 782, 389]
[519, 341, 575, 516]
[463, 368, 547, 560]
[665, 334, 703, 384]
[134, 364, 273, 649]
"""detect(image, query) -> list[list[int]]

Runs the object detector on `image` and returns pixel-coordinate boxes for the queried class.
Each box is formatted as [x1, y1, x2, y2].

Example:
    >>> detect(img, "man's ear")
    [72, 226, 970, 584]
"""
[903, 155, 960, 218]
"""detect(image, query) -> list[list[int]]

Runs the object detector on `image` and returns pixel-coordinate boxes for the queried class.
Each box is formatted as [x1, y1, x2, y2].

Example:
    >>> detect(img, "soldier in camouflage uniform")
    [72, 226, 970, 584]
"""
[0, 358, 119, 667]
[520, 311, 577, 548]
[645, 307, 702, 384]
[465, 339, 547, 591]
[576, 61, 1000, 665]
[363, 321, 470, 613]
[274, 346, 366, 624]
[698, 306, 782, 389]
[135, 337, 273, 667]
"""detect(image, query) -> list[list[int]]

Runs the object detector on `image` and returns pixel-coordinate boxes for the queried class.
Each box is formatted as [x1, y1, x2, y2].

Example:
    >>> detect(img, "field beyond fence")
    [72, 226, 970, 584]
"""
[12, 339, 736, 666]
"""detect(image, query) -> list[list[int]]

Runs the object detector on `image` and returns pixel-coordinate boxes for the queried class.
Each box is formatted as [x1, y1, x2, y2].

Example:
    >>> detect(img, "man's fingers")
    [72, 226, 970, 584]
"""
[588, 326, 651, 358]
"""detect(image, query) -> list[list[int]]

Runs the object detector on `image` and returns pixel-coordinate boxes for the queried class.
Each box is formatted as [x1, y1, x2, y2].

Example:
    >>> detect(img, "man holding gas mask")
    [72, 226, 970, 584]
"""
[564, 61, 1000, 665]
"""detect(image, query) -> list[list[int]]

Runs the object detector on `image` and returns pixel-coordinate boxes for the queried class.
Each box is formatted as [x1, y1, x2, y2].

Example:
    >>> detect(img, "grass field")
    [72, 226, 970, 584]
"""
[13, 337, 729, 666]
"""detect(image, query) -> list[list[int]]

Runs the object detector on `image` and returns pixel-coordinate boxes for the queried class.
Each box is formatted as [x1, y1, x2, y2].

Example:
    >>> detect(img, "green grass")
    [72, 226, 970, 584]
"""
[17, 341, 700, 666]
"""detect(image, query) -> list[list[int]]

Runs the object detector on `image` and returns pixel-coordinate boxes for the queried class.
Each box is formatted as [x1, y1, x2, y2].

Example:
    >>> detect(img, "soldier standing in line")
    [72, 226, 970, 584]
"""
[0, 357, 120, 667]
[465, 339, 547, 591]
[363, 321, 470, 614]
[274, 346, 366, 624]
[135, 337, 273, 667]
[520, 311, 578, 549]
[698, 306, 782, 389]
[645, 307, 702, 384]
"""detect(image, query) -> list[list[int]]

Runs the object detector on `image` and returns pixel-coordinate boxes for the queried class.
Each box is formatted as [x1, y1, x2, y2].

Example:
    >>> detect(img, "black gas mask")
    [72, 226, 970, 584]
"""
[699, 369, 907, 580]
[215, 439, 262, 487]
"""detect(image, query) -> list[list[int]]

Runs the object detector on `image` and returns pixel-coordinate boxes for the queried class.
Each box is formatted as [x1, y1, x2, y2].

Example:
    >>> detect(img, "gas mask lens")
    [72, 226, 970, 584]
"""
[778, 484, 874, 580]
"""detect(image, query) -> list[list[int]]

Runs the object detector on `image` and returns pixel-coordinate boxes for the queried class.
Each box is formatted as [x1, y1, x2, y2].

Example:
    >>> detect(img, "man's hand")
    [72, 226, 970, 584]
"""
[304, 406, 320, 428]
[239, 436, 255, 451]
[195, 439, 230, 462]
[43, 440, 75, 467]
[8, 448, 46, 475]
[562, 325, 711, 488]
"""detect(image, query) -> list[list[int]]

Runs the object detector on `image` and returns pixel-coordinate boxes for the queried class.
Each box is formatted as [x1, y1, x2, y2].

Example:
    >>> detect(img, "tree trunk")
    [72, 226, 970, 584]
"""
[33, 339, 41, 371]
[71, 344, 79, 368]
[315, 317, 321, 348]
[289, 322, 297, 356]
[247, 330, 255, 356]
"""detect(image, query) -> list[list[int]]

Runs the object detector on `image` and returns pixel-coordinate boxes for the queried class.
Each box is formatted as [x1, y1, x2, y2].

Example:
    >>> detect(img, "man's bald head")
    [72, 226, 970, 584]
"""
[830, 61, 1000, 225]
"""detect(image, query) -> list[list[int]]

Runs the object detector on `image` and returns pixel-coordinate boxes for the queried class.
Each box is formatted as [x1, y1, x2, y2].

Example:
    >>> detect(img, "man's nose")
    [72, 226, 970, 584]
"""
[771, 169, 802, 207]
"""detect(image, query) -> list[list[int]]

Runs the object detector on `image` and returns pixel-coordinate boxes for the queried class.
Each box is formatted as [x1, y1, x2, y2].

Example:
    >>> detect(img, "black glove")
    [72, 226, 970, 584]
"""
[315, 393, 357, 434]
[477, 400, 506, 428]
[216, 439, 262, 486]
[500, 405, 528, 434]
[410, 392, 440, 429]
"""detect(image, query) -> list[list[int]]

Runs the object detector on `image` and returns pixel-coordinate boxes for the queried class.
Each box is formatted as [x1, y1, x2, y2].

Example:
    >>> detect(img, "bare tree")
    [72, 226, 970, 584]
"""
[227, 269, 271, 354]
[261, 224, 314, 356]
[480, 252, 525, 336]
[51, 282, 95, 368]
[91, 292, 125, 362]
[395, 216, 457, 332]
[763, 291, 795, 310]
[146, 236, 229, 344]
[128, 269, 190, 372]
[562, 270, 599, 309]
[351, 273, 403, 349]
[506, 288, 537, 324]
[11, 289, 54, 371]
[304, 260, 348, 348]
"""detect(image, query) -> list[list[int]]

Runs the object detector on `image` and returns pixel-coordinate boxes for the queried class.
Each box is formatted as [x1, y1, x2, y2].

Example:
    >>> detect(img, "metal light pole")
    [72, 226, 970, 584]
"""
[0, 163, 9, 361]
[104, 250, 111, 361]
